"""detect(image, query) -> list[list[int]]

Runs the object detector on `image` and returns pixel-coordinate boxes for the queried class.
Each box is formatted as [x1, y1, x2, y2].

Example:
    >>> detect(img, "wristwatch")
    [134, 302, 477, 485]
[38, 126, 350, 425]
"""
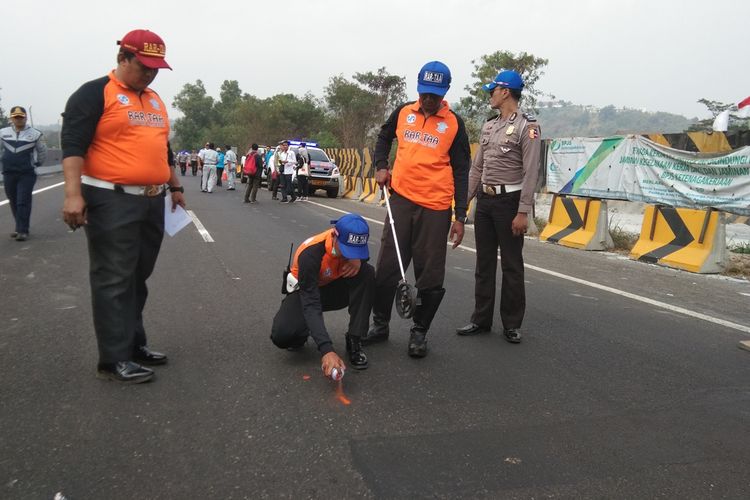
[456, 216, 468, 224]
[169, 186, 184, 193]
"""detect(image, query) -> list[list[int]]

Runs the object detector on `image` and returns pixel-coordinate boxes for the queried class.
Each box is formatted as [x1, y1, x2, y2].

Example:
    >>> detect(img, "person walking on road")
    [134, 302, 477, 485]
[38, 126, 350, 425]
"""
[224, 144, 237, 190]
[456, 70, 541, 344]
[190, 149, 199, 176]
[296, 142, 310, 201]
[278, 140, 297, 203]
[60, 29, 185, 384]
[177, 150, 189, 176]
[215, 147, 225, 187]
[243, 143, 263, 203]
[270, 146, 282, 200]
[199, 142, 218, 192]
[1, 106, 47, 241]
[271, 213, 372, 376]
[363, 61, 471, 358]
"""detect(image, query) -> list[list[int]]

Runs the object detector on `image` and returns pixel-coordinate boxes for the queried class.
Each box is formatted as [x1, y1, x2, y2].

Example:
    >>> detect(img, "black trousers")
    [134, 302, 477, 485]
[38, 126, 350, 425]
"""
[3, 170, 37, 234]
[82, 185, 165, 364]
[372, 191, 452, 321]
[216, 167, 224, 186]
[471, 191, 525, 330]
[271, 263, 375, 348]
[297, 175, 309, 197]
[281, 174, 296, 201]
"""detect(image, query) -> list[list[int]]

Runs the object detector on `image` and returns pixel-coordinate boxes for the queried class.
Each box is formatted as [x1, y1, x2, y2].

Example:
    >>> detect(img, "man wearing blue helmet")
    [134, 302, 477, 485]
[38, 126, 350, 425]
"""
[365, 61, 471, 358]
[271, 213, 373, 376]
[456, 70, 541, 344]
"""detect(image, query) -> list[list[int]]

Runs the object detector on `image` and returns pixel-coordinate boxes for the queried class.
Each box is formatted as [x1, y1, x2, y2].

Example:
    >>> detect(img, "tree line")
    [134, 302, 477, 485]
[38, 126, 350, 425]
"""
[170, 51, 551, 152]
[3, 51, 747, 150]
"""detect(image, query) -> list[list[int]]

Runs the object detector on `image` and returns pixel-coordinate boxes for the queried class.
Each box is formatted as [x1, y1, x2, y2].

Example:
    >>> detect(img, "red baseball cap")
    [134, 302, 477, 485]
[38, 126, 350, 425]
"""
[117, 29, 172, 70]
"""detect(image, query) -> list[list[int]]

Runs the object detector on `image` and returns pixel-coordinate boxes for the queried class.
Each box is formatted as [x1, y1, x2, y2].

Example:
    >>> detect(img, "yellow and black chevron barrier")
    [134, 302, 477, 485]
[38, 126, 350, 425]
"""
[540, 195, 613, 250]
[630, 205, 727, 273]
[359, 177, 379, 203]
[644, 131, 732, 153]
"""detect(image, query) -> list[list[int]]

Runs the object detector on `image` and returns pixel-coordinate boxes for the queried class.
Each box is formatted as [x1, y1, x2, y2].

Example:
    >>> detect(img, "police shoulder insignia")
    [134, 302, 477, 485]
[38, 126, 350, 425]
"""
[486, 114, 499, 122]
[522, 112, 537, 122]
[528, 124, 540, 139]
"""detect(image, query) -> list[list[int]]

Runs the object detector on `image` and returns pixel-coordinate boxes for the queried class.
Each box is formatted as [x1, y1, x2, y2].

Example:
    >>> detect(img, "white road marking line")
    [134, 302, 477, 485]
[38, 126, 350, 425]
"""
[0, 181, 65, 206]
[187, 210, 214, 242]
[306, 200, 381, 224]
[741, 292, 750, 297]
[306, 199, 750, 335]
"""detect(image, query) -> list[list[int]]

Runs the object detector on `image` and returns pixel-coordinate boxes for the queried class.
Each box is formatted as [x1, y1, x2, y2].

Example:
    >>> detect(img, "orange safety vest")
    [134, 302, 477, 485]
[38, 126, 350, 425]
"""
[391, 101, 460, 210]
[290, 230, 344, 287]
[83, 71, 171, 185]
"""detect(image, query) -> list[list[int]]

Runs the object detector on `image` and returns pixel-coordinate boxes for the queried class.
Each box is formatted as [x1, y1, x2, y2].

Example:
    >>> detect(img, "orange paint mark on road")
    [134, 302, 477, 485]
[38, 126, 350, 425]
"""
[302, 375, 311, 381]
[335, 383, 351, 406]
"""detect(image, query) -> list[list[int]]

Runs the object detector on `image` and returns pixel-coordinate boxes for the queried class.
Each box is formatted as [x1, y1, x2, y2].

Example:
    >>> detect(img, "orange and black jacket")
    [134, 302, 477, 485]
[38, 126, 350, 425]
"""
[290, 230, 349, 354]
[61, 71, 173, 185]
[373, 101, 471, 219]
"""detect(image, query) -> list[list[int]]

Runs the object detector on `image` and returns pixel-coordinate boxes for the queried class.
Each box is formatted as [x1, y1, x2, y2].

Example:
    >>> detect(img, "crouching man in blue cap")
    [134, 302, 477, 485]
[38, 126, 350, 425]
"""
[271, 213, 373, 376]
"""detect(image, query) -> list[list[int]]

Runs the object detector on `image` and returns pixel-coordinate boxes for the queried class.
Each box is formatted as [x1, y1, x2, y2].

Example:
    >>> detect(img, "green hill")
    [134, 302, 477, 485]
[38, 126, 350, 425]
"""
[536, 101, 696, 138]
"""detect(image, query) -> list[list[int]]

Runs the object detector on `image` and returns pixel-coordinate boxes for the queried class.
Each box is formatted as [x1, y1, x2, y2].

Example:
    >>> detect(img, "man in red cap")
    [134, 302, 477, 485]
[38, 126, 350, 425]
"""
[61, 30, 184, 384]
[1, 105, 47, 241]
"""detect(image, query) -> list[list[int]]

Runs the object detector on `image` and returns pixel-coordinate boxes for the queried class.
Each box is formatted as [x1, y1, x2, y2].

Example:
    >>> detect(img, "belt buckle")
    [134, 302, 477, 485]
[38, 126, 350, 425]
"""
[483, 185, 494, 196]
[144, 185, 161, 197]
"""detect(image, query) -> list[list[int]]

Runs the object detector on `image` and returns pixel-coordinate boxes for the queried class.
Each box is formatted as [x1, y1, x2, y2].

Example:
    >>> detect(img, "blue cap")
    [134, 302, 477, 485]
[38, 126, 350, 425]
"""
[332, 213, 369, 260]
[417, 61, 451, 96]
[482, 70, 524, 92]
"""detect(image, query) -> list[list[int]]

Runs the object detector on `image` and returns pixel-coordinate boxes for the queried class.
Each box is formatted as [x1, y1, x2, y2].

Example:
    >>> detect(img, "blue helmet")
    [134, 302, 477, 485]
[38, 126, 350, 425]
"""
[482, 70, 524, 92]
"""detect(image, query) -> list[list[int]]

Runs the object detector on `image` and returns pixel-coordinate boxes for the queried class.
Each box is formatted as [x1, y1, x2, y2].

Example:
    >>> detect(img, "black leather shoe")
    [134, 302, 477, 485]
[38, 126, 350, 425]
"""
[456, 323, 490, 336]
[503, 328, 522, 344]
[133, 345, 168, 365]
[362, 322, 389, 345]
[408, 330, 428, 358]
[345, 335, 369, 370]
[97, 361, 154, 384]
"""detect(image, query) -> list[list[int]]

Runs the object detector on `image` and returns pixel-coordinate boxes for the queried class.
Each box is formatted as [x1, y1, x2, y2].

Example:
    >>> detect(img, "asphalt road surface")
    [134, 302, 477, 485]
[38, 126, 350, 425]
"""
[2, 173, 750, 499]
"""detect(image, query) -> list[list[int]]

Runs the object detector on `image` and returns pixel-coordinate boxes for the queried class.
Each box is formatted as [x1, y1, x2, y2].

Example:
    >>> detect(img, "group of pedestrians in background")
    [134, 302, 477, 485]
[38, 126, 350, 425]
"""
[175, 140, 310, 203]
[193, 143, 237, 193]
[244, 140, 311, 203]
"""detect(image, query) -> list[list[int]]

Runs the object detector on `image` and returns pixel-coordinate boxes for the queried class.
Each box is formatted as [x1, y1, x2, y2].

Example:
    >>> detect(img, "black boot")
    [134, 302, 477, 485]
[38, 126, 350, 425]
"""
[408, 288, 446, 358]
[363, 313, 390, 345]
[362, 284, 397, 345]
[345, 335, 369, 370]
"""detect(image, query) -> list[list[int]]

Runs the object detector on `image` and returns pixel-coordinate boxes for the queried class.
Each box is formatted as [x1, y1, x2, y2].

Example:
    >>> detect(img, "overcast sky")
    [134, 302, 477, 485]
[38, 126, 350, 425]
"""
[2, 0, 748, 126]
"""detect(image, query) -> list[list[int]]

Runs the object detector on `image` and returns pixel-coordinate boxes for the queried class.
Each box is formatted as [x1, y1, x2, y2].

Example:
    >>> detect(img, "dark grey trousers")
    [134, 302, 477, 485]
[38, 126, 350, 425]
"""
[371, 190, 452, 322]
[471, 191, 525, 330]
[244, 175, 261, 202]
[82, 185, 165, 364]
